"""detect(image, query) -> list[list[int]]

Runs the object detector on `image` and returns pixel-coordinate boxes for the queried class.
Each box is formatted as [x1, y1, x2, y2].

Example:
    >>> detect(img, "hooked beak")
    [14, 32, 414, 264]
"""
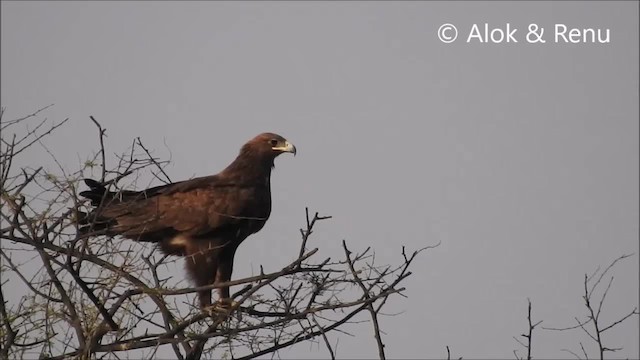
[273, 141, 297, 156]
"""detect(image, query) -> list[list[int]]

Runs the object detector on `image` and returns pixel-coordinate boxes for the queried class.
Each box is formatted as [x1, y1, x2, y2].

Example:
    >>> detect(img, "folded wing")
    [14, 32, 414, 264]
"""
[78, 177, 246, 242]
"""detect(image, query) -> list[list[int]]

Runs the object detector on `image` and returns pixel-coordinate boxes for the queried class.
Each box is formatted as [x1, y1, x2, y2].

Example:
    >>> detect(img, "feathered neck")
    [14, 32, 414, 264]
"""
[221, 145, 275, 182]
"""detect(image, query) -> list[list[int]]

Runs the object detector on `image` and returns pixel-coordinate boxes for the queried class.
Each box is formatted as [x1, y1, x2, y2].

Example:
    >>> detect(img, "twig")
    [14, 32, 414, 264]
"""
[89, 116, 107, 183]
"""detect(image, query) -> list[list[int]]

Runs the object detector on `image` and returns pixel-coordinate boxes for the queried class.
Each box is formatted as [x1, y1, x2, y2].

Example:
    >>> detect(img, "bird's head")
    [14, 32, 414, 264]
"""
[246, 132, 297, 158]
[226, 132, 296, 175]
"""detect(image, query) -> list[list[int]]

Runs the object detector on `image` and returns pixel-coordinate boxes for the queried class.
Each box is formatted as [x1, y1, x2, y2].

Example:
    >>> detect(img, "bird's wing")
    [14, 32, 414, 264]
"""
[86, 176, 250, 239]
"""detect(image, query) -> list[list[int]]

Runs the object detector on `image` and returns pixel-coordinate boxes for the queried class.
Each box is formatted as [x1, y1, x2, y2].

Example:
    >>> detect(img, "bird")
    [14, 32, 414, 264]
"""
[78, 132, 296, 309]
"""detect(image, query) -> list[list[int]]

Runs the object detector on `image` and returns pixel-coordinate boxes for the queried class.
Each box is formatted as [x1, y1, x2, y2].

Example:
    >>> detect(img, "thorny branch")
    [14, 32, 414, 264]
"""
[0, 107, 430, 359]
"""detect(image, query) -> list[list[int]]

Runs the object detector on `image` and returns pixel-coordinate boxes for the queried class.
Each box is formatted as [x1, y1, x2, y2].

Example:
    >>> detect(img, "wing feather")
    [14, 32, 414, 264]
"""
[84, 175, 251, 239]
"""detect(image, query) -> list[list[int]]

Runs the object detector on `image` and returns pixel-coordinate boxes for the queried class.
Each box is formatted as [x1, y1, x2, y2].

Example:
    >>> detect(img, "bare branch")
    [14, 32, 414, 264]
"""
[89, 116, 107, 183]
[542, 254, 637, 360]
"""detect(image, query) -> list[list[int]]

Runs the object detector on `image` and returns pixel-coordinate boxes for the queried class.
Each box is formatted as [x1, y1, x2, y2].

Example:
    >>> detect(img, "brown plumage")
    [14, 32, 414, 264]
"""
[78, 133, 296, 308]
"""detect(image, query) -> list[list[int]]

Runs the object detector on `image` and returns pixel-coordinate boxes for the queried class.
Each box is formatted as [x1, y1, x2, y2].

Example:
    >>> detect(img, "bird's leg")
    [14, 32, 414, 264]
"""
[184, 243, 218, 311]
[213, 245, 239, 309]
[198, 289, 212, 309]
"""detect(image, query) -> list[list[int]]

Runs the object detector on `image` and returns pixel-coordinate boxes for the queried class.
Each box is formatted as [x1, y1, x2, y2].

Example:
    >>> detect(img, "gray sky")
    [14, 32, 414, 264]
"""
[1, 1, 638, 359]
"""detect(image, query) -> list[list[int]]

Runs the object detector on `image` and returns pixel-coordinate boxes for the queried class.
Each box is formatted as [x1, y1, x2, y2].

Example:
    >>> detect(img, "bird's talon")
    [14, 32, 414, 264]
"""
[202, 300, 238, 316]
[217, 298, 239, 309]
[202, 304, 226, 316]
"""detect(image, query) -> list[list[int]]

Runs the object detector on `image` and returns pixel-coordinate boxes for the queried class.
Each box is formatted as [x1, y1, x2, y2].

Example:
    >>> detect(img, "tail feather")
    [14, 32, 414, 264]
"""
[79, 179, 112, 206]
[78, 178, 118, 234]
[77, 178, 169, 242]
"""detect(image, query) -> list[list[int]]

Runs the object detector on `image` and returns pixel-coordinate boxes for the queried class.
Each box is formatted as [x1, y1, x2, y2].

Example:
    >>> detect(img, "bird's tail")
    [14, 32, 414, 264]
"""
[77, 179, 118, 235]
[77, 178, 170, 242]
[79, 178, 113, 206]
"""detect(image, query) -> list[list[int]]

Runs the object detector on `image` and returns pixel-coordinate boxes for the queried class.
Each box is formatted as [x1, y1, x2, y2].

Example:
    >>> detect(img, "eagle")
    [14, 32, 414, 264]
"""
[78, 132, 296, 309]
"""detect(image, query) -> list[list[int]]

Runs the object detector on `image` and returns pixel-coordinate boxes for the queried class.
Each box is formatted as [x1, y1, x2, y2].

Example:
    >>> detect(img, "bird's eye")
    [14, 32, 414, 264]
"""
[270, 139, 278, 146]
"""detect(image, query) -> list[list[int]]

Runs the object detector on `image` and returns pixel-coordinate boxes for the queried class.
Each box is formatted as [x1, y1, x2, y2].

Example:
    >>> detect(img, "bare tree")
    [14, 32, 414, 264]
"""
[514, 254, 638, 360]
[0, 107, 434, 359]
[2, 106, 636, 360]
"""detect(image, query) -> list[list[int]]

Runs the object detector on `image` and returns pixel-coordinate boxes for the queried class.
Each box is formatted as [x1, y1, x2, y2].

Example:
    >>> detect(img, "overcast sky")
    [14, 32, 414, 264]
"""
[1, 1, 638, 359]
